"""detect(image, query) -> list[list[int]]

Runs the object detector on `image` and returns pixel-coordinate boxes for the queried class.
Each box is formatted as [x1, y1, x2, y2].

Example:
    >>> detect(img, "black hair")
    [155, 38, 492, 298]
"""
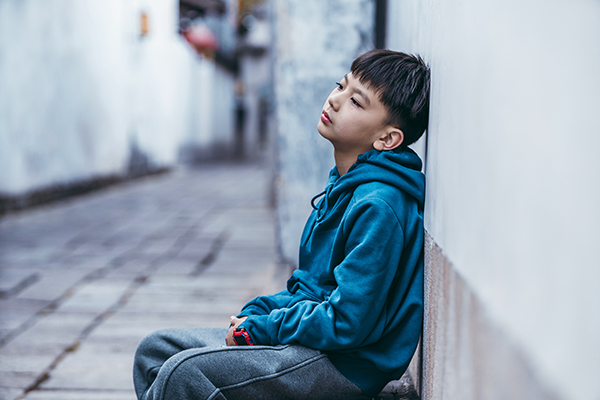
[351, 49, 430, 146]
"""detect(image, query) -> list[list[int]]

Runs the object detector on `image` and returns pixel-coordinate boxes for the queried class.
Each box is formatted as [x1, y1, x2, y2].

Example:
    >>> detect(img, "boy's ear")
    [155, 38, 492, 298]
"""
[373, 127, 404, 151]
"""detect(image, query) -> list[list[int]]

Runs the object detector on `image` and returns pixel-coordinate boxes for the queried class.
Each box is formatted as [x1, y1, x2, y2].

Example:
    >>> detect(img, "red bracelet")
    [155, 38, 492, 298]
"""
[232, 327, 254, 346]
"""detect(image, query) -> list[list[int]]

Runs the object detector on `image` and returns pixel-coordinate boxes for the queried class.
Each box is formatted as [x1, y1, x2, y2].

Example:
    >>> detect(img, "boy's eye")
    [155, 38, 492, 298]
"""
[351, 98, 362, 107]
[335, 82, 343, 90]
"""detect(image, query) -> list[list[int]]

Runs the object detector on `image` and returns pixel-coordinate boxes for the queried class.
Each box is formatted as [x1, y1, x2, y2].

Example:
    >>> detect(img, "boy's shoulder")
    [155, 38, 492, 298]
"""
[353, 180, 406, 201]
[349, 180, 419, 220]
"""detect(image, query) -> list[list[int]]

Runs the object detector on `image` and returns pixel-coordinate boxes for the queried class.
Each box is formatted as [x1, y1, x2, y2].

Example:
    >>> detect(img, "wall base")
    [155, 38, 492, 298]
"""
[422, 232, 561, 400]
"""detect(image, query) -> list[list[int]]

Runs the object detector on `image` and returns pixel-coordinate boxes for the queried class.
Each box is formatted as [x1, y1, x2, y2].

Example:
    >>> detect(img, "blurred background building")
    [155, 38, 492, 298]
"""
[1, 0, 599, 399]
[0, 0, 274, 212]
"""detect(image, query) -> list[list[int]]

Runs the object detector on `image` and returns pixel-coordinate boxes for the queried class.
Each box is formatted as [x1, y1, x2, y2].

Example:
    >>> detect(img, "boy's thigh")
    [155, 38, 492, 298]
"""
[166, 345, 369, 400]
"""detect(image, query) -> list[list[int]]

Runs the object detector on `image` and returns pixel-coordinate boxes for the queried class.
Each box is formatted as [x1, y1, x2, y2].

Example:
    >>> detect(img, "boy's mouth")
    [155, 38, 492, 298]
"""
[321, 111, 332, 124]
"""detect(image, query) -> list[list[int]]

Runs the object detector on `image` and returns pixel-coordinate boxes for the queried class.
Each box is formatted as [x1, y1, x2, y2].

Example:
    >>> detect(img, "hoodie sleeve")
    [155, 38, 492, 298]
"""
[241, 198, 405, 350]
[238, 290, 294, 317]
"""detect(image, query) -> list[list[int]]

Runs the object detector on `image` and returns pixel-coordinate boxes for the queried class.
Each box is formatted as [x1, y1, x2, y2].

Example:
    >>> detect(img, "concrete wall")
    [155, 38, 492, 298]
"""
[387, 1, 600, 399]
[272, 0, 375, 263]
[0, 0, 236, 199]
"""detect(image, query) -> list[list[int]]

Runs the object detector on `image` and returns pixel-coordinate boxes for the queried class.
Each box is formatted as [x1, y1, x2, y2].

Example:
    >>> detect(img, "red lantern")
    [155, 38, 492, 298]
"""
[182, 24, 219, 57]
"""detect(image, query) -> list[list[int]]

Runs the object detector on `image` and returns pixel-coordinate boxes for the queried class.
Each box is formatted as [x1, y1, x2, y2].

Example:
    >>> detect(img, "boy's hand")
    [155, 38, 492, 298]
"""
[225, 316, 248, 346]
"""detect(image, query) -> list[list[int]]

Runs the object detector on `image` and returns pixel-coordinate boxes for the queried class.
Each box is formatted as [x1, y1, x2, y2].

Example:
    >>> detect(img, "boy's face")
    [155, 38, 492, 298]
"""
[317, 73, 396, 156]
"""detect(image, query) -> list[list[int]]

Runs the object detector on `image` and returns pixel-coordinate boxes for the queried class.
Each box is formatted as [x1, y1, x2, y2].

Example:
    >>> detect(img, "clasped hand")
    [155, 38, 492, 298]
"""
[225, 315, 247, 346]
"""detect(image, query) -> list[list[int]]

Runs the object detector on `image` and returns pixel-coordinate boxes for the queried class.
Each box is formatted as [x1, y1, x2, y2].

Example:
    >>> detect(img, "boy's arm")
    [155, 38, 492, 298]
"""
[237, 289, 293, 317]
[241, 198, 417, 350]
[224, 291, 293, 345]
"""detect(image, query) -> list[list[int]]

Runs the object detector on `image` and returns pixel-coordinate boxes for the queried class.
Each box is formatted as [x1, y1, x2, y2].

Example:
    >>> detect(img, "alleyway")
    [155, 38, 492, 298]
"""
[0, 162, 285, 400]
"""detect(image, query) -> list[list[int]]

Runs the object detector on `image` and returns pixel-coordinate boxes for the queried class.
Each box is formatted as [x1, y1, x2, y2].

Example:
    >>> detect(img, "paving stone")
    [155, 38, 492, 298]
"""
[0, 248, 60, 268]
[55, 279, 132, 314]
[151, 260, 199, 276]
[0, 269, 39, 296]
[96, 311, 230, 336]
[59, 254, 119, 271]
[0, 354, 56, 373]
[103, 262, 151, 279]
[0, 387, 23, 400]
[134, 236, 183, 256]
[174, 243, 213, 261]
[41, 342, 133, 391]
[0, 313, 95, 356]
[139, 275, 267, 292]
[0, 298, 51, 333]
[22, 389, 135, 400]
[120, 295, 248, 314]
[16, 269, 90, 302]
[0, 371, 38, 390]
[66, 241, 127, 258]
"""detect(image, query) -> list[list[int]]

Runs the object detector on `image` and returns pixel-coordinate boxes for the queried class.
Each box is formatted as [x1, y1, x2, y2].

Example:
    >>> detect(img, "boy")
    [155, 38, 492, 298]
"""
[133, 49, 430, 400]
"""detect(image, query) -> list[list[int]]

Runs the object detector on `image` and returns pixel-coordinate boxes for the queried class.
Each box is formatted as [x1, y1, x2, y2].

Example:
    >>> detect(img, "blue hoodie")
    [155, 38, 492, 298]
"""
[240, 147, 425, 397]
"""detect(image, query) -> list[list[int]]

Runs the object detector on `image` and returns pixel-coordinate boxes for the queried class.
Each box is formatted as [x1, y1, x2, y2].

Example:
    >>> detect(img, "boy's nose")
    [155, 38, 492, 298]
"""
[328, 92, 341, 111]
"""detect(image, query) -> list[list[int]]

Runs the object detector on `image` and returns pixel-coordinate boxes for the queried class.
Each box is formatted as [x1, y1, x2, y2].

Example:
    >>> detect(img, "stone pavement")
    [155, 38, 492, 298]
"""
[0, 162, 287, 400]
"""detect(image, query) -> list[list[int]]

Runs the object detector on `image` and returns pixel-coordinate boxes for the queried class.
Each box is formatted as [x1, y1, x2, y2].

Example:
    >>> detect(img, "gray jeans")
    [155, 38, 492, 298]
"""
[133, 327, 370, 400]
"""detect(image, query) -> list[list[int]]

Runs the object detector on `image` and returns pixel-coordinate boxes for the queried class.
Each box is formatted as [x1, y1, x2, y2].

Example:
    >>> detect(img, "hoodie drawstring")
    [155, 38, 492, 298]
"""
[310, 189, 326, 210]
[310, 184, 334, 222]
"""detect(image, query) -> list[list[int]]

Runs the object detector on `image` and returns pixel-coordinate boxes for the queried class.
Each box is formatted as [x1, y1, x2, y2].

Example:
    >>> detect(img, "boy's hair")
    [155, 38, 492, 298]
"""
[351, 49, 430, 146]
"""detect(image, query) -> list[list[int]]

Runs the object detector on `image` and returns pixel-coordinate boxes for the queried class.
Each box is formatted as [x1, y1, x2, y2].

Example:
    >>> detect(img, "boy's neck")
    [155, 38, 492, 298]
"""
[334, 150, 362, 176]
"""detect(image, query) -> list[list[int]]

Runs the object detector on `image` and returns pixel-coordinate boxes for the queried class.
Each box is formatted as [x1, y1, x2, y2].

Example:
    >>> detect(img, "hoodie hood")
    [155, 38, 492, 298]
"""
[311, 147, 425, 219]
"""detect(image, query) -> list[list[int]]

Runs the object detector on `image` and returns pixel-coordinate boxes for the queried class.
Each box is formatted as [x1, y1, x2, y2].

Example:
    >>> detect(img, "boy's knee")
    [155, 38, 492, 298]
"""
[161, 355, 222, 399]
[136, 330, 165, 352]
[133, 330, 176, 400]
[135, 329, 180, 365]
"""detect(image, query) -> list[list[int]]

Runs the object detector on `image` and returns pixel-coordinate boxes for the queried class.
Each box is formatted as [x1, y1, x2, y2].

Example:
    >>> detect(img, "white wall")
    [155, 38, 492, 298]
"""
[191, 60, 236, 151]
[0, 0, 236, 197]
[387, 1, 600, 399]
[272, 0, 374, 263]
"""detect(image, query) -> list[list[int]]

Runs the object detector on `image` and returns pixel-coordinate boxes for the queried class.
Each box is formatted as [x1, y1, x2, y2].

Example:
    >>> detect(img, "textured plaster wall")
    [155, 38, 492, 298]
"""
[387, 1, 600, 399]
[272, 0, 374, 263]
[422, 233, 560, 400]
[0, 0, 235, 196]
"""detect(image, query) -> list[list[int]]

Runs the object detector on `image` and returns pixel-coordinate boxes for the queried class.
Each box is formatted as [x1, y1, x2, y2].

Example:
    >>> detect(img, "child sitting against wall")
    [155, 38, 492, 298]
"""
[133, 49, 430, 400]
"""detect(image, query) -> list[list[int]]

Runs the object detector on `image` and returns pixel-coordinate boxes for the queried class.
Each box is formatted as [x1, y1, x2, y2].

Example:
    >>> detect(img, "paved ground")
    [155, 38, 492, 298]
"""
[0, 162, 288, 400]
